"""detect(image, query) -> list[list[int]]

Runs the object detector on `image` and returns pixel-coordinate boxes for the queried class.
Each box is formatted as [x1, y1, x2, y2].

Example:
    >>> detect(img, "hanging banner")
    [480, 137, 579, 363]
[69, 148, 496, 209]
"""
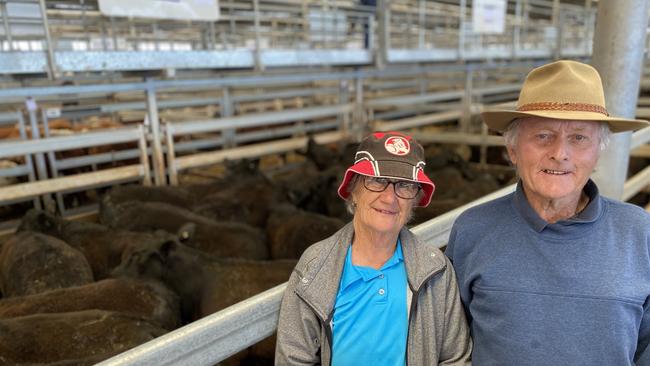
[472, 0, 506, 34]
[98, 0, 219, 21]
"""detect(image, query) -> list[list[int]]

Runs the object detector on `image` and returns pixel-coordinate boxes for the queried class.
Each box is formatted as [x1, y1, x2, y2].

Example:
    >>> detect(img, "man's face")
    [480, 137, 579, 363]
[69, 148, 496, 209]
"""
[507, 117, 601, 205]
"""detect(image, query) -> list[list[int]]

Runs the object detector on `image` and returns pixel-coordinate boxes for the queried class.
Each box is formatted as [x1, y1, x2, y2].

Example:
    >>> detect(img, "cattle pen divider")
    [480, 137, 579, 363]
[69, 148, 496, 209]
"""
[0, 125, 151, 208]
[165, 103, 354, 185]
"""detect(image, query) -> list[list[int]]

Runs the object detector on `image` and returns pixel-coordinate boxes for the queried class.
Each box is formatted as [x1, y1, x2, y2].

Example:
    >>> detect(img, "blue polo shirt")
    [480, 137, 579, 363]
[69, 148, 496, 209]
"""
[331, 240, 408, 366]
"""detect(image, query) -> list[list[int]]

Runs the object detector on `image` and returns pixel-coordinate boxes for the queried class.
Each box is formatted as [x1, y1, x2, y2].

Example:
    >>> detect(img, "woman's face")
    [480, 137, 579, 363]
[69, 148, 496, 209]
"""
[351, 176, 416, 237]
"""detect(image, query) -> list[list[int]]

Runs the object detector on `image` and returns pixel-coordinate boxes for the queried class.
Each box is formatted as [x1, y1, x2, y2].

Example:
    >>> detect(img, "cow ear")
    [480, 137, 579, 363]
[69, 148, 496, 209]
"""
[177, 223, 195, 243]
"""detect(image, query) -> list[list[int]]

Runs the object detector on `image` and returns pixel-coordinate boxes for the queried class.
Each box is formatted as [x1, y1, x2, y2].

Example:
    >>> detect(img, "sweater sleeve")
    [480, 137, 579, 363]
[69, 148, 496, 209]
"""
[438, 255, 473, 365]
[275, 267, 323, 366]
[445, 220, 473, 326]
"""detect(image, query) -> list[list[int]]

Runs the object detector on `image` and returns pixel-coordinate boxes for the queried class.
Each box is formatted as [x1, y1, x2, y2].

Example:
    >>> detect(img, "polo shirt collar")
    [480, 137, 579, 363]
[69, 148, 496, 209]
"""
[513, 179, 602, 233]
[339, 239, 404, 291]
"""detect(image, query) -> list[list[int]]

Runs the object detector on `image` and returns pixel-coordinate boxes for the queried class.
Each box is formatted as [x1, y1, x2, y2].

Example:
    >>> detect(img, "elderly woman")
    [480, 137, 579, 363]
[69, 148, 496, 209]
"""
[446, 60, 650, 365]
[275, 131, 472, 365]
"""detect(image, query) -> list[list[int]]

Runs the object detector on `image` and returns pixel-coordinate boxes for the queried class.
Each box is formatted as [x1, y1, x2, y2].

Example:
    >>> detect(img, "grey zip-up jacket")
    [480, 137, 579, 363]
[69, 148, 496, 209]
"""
[275, 223, 472, 365]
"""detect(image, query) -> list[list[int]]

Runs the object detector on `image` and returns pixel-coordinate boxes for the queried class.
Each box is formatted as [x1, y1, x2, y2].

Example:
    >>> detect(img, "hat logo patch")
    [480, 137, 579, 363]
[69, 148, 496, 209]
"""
[384, 136, 410, 156]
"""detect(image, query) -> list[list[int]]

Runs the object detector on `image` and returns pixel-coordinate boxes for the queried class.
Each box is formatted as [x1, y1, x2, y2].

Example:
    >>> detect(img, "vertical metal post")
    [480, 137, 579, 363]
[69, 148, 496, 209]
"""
[37, 0, 57, 79]
[41, 109, 65, 214]
[338, 80, 350, 133]
[551, 0, 560, 59]
[110, 17, 118, 50]
[458, 0, 466, 60]
[460, 68, 473, 132]
[152, 23, 159, 51]
[583, 0, 592, 55]
[165, 123, 178, 186]
[377, 0, 390, 67]
[17, 113, 41, 210]
[209, 21, 216, 50]
[138, 124, 152, 186]
[145, 82, 167, 186]
[26, 98, 54, 211]
[221, 88, 236, 148]
[253, 0, 263, 71]
[512, 0, 522, 59]
[100, 19, 108, 51]
[354, 77, 366, 138]
[590, 0, 650, 199]
[1, 2, 13, 51]
[418, 0, 425, 49]
[522, 0, 529, 49]
[81, 0, 90, 49]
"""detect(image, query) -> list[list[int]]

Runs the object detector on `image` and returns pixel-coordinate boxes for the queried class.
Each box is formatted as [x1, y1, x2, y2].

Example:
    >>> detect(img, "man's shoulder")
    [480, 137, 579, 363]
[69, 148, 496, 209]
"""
[601, 197, 650, 224]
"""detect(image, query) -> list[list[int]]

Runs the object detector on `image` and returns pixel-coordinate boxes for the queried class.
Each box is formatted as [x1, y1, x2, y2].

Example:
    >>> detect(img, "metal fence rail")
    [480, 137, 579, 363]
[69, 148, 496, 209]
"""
[0, 125, 150, 204]
[0, 0, 600, 75]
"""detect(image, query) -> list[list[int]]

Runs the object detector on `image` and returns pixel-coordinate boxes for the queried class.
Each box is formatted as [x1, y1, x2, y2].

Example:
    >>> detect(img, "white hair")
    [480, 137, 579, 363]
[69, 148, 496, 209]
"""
[502, 118, 611, 151]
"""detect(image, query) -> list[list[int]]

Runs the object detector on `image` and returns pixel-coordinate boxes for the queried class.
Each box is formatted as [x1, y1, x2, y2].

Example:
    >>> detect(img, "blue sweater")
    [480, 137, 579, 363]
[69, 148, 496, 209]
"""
[446, 180, 650, 366]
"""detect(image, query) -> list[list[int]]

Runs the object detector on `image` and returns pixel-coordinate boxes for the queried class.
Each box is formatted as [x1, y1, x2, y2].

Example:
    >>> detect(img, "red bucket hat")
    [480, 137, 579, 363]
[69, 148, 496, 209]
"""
[337, 131, 435, 207]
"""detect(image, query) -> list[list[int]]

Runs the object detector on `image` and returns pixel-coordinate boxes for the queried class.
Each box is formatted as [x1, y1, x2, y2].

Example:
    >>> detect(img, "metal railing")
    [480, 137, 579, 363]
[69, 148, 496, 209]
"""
[0, 0, 601, 76]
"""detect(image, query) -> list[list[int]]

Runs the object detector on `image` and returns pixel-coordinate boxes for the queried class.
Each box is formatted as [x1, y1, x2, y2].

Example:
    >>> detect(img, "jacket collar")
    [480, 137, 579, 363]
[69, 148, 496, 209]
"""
[295, 222, 447, 321]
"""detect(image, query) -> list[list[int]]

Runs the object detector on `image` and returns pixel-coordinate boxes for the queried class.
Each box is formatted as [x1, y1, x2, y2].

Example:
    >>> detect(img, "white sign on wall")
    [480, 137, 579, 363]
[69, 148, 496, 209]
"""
[98, 0, 219, 21]
[472, 0, 507, 34]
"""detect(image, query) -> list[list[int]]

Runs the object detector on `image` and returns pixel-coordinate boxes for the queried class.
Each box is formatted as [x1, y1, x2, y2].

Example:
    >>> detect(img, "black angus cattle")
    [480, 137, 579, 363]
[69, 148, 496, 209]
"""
[0, 231, 94, 297]
[112, 239, 296, 364]
[0, 278, 181, 330]
[0, 310, 167, 365]
[100, 200, 269, 260]
[266, 204, 345, 259]
[18, 209, 190, 280]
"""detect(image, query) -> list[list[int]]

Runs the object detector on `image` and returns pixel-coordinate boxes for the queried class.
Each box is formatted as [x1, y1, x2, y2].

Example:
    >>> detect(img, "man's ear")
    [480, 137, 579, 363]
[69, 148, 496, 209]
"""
[506, 145, 517, 166]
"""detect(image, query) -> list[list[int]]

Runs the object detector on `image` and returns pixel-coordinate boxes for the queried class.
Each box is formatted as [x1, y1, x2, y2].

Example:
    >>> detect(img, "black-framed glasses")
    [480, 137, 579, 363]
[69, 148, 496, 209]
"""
[363, 176, 421, 199]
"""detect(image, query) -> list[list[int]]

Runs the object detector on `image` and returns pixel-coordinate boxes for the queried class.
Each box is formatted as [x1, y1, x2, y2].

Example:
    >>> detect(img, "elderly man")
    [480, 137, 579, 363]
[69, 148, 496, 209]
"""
[446, 60, 650, 365]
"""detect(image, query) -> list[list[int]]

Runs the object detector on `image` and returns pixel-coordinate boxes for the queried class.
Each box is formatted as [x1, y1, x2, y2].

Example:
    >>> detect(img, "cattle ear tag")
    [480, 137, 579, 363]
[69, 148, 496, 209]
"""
[177, 222, 196, 242]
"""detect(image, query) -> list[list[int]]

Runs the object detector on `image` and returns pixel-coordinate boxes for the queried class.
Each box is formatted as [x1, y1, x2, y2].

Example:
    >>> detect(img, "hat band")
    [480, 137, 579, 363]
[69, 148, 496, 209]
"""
[517, 102, 609, 116]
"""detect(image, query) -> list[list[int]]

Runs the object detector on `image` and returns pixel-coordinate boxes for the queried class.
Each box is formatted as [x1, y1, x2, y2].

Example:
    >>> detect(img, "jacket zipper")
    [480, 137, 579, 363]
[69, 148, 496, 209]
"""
[405, 266, 446, 366]
[295, 290, 334, 366]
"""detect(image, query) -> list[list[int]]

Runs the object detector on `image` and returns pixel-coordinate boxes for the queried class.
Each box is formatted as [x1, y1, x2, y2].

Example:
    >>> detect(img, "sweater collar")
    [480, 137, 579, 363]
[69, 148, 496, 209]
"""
[513, 179, 602, 233]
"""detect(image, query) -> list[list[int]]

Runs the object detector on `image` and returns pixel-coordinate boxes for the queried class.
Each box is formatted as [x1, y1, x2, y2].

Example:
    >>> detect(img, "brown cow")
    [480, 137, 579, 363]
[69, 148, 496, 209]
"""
[17, 209, 189, 280]
[266, 204, 345, 259]
[101, 201, 269, 260]
[0, 310, 166, 365]
[0, 278, 181, 330]
[113, 239, 294, 322]
[0, 231, 94, 297]
[112, 239, 295, 364]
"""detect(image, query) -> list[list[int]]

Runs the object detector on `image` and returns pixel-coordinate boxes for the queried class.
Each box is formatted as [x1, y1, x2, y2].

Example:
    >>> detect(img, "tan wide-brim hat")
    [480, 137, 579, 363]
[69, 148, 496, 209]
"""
[481, 60, 650, 133]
